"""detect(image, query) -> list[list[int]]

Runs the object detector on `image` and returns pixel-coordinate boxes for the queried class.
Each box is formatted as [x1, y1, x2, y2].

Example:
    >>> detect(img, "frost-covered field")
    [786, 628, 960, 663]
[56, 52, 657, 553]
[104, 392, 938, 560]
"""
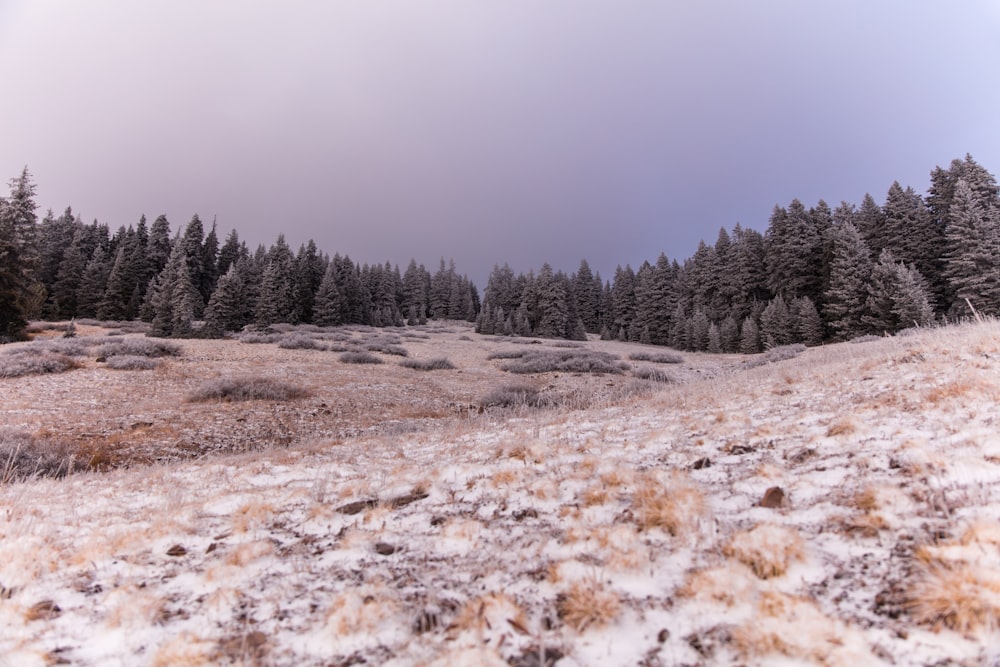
[2, 321, 999, 666]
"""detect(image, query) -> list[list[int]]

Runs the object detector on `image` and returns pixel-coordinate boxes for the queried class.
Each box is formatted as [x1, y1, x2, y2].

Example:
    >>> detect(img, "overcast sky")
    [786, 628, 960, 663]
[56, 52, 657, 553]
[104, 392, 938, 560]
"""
[2, 2, 999, 287]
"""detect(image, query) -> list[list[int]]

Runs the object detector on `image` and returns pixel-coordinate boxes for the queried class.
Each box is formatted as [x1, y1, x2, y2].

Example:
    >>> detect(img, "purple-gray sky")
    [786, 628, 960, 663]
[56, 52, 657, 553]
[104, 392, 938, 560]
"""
[2, 2, 999, 288]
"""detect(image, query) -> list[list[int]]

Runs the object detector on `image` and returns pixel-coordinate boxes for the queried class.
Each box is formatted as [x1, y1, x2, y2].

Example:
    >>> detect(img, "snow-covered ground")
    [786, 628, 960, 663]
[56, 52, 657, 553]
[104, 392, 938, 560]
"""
[2, 321, 999, 666]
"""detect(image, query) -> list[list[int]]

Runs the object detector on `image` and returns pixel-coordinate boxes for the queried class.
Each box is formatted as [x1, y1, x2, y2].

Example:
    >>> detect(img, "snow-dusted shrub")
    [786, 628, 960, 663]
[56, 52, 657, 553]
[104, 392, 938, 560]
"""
[500, 349, 627, 375]
[187, 376, 309, 402]
[1, 429, 82, 483]
[631, 367, 674, 383]
[340, 351, 383, 365]
[364, 342, 408, 357]
[10, 337, 89, 357]
[557, 578, 621, 631]
[238, 332, 283, 344]
[95, 337, 181, 358]
[849, 334, 882, 344]
[724, 524, 805, 579]
[105, 355, 160, 371]
[479, 383, 552, 409]
[549, 340, 583, 348]
[277, 334, 326, 350]
[0, 349, 80, 378]
[486, 349, 526, 360]
[400, 357, 455, 371]
[628, 350, 683, 364]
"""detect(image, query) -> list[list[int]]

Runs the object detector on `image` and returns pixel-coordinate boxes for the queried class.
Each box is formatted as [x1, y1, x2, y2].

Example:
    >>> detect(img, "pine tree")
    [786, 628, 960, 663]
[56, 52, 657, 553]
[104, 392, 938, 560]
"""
[863, 250, 934, 333]
[720, 314, 740, 353]
[75, 245, 110, 319]
[254, 262, 286, 327]
[791, 296, 824, 346]
[943, 179, 1000, 317]
[572, 259, 601, 333]
[740, 316, 761, 354]
[759, 296, 792, 349]
[203, 264, 247, 336]
[146, 215, 172, 279]
[823, 222, 874, 340]
[313, 262, 344, 327]
[0, 167, 38, 340]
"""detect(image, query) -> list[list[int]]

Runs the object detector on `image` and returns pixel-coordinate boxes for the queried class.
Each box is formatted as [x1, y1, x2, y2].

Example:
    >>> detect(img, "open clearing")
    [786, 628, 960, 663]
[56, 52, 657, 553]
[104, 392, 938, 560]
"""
[1, 321, 999, 666]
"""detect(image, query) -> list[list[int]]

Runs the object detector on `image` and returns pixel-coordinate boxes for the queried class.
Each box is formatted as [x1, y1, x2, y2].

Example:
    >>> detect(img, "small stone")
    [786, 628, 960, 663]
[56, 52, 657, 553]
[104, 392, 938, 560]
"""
[692, 457, 711, 470]
[374, 542, 398, 556]
[166, 544, 187, 557]
[759, 486, 785, 508]
[26, 600, 61, 621]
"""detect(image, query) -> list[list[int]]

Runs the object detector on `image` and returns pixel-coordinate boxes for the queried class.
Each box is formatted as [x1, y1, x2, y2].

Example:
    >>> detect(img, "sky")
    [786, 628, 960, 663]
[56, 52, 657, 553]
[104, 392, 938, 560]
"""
[2, 1, 999, 288]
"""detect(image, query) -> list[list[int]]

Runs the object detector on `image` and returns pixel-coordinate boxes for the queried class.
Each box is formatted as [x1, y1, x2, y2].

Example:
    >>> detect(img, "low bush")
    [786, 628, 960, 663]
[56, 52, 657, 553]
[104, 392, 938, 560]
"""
[549, 341, 584, 348]
[632, 366, 675, 383]
[278, 334, 327, 350]
[340, 351, 383, 365]
[764, 343, 807, 363]
[364, 343, 408, 357]
[96, 337, 181, 358]
[500, 349, 627, 375]
[8, 338, 90, 357]
[238, 332, 283, 345]
[1, 429, 83, 483]
[400, 357, 455, 371]
[849, 335, 882, 345]
[479, 383, 552, 409]
[0, 349, 81, 378]
[628, 350, 684, 364]
[105, 355, 160, 370]
[487, 349, 526, 360]
[187, 376, 310, 402]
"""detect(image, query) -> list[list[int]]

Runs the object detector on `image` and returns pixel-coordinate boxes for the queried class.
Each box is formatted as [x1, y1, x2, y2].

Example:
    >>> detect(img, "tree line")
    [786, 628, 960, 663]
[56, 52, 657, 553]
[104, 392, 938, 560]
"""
[2, 154, 998, 350]
[476, 154, 1000, 352]
[0, 171, 478, 341]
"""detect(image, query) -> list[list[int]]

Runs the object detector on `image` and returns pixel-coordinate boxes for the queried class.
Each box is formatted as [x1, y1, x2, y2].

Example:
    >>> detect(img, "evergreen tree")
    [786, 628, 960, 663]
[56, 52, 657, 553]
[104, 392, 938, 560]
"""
[740, 316, 761, 354]
[611, 265, 637, 340]
[0, 167, 38, 340]
[216, 229, 244, 277]
[75, 245, 110, 319]
[534, 264, 568, 338]
[863, 250, 934, 333]
[720, 314, 740, 353]
[572, 259, 601, 333]
[146, 215, 172, 279]
[764, 199, 826, 302]
[759, 296, 792, 349]
[199, 220, 220, 304]
[203, 264, 247, 336]
[823, 222, 874, 340]
[791, 296, 824, 346]
[254, 262, 286, 327]
[943, 179, 1000, 317]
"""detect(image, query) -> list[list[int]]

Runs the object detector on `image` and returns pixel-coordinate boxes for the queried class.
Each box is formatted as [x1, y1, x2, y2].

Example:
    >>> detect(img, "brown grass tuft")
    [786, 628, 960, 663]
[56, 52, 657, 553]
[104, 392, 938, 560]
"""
[632, 470, 707, 536]
[723, 524, 805, 579]
[826, 419, 856, 437]
[908, 561, 1000, 633]
[557, 578, 621, 632]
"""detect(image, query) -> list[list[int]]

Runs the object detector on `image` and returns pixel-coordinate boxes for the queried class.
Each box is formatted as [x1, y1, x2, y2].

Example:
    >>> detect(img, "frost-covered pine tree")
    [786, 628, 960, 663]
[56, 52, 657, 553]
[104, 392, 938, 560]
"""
[759, 296, 792, 349]
[823, 222, 874, 340]
[203, 264, 247, 336]
[313, 262, 344, 327]
[75, 245, 110, 319]
[791, 296, 824, 346]
[863, 250, 934, 333]
[740, 316, 761, 354]
[943, 179, 1000, 317]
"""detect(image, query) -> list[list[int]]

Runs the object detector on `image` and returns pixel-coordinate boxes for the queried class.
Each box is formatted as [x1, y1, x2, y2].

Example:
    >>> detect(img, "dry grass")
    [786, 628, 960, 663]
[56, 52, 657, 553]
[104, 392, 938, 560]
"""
[632, 470, 707, 536]
[399, 357, 455, 371]
[723, 524, 805, 579]
[340, 350, 383, 364]
[557, 578, 621, 632]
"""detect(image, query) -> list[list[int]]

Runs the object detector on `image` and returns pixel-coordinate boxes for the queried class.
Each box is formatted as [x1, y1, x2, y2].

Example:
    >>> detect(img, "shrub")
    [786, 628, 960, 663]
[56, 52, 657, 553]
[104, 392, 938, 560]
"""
[1, 429, 83, 483]
[96, 337, 181, 358]
[105, 355, 160, 370]
[0, 350, 80, 378]
[500, 349, 627, 375]
[631, 367, 674, 383]
[486, 349, 526, 360]
[628, 350, 684, 364]
[557, 578, 621, 632]
[724, 524, 805, 579]
[238, 332, 283, 344]
[277, 334, 327, 350]
[764, 343, 806, 363]
[479, 383, 552, 409]
[8, 338, 90, 357]
[849, 334, 882, 345]
[400, 357, 455, 371]
[340, 351, 382, 365]
[187, 376, 310, 402]
[549, 341, 583, 348]
[365, 343, 408, 357]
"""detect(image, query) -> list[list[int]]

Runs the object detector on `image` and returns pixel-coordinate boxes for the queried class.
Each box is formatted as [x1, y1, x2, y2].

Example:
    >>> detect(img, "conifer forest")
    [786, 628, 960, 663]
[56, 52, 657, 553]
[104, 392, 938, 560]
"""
[2, 154, 998, 349]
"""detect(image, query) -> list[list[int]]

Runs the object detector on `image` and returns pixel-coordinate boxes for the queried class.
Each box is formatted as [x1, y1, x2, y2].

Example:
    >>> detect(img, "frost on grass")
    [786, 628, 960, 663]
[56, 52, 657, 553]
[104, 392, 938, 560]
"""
[94, 337, 181, 358]
[277, 333, 327, 350]
[631, 366, 674, 383]
[0, 429, 82, 482]
[104, 355, 160, 371]
[399, 357, 455, 371]
[499, 348, 627, 374]
[187, 376, 310, 402]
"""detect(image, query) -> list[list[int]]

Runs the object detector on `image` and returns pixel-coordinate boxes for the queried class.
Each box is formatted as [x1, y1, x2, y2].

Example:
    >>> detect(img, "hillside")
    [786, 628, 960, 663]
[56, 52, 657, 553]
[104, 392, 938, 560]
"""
[1, 321, 999, 666]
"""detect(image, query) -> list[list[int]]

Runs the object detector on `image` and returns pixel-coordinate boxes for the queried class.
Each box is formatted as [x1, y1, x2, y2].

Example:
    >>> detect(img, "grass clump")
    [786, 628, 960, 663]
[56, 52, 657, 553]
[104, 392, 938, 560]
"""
[1, 429, 82, 483]
[724, 524, 805, 579]
[500, 349, 626, 375]
[0, 349, 81, 378]
[238, 332, 283, 344]
[480, 383, 552, 409]
[627, 350, 684, 364]
[188, 376, 310, 402]
[364, 342, 408, 357]
[400, 357, 455, 371]
[340, 351, 383, 365]
[557, 578, 621, 632]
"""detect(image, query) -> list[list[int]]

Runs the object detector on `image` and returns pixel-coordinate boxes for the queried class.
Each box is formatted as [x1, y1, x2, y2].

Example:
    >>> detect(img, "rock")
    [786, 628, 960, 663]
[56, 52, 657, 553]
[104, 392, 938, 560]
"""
[166, 544, 187, 557]
[692, 457, 711, 470]
[759, 486, 785, 508]
[374, 542, 398, 556]
[337, 499, 377, 515]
